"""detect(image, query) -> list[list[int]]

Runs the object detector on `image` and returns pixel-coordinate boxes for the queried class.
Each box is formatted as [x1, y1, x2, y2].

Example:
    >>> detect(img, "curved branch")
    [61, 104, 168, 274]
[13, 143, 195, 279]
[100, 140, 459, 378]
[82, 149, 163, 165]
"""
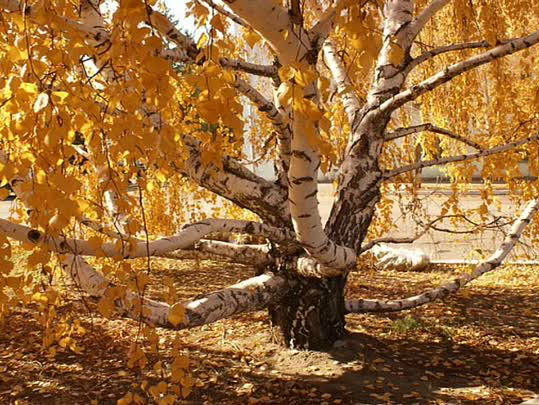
[384, 132, 539, 179]
[380, 30, 539, 113]
[385, 123, 483, 150]
[346, 199, 539, 313]
[288, 113, 357, 270]
[221, 0, 312, 66]
[61, 254, 289, 329]
[0, 218, 295, 259]
[407, 0, 452, 40]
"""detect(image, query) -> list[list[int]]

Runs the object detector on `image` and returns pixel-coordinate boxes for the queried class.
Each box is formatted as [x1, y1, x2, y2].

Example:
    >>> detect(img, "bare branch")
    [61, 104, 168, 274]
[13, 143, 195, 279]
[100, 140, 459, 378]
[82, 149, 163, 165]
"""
[219, 57, 278, 78]
[385, 123, 483, 150]
[406, 41, 491, 73]
[345, 199, 539, 313]
[199, 0, 249, 28]
[61, 254, 290, 329]
[384, 132, 539, 180]
[380, 30, 539, 113]
[359, 230, 430, 255]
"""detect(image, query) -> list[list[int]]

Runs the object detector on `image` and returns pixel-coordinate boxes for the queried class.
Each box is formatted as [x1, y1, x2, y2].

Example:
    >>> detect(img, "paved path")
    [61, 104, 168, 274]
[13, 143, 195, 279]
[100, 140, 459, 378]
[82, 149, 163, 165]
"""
[1, 185, 535, 261]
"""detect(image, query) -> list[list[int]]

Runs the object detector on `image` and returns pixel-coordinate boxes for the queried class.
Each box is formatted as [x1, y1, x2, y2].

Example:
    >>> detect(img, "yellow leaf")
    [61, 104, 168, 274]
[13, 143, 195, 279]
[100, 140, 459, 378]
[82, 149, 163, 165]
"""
[278, 66, 296, 82]
[35, 169, 47, 184]
[244, 30, 260, 49]
[388, 43, 404, 65]
[51, 91, 69, 104]
[7, 46, 28, 62]
[277, 82, 294, 107]
[197, 33, 209, 49]
[20, 82, 38, 94]
[210, 15, 225, 33]
[168, 303, 185, 326]
[294, 69, 316, 88]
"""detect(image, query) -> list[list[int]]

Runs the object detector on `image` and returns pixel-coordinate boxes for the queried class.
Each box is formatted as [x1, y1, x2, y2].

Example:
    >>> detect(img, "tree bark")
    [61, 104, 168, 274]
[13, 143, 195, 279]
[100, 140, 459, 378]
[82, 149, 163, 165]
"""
[268, 266, 347, 350]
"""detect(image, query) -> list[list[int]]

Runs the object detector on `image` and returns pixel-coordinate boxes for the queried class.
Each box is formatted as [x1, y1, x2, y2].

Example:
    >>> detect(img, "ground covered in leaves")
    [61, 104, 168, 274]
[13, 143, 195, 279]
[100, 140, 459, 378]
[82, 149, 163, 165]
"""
[1, 260, 538, 404]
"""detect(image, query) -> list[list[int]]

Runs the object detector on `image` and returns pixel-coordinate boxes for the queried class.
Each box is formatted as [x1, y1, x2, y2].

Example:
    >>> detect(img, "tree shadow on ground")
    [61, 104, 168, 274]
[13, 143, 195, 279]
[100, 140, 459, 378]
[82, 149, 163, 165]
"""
[1, 262, 538, 404]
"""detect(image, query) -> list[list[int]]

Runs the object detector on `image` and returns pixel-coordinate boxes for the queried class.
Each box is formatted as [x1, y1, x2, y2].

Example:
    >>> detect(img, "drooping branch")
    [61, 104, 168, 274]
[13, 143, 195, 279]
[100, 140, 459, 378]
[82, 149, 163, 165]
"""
[384, 132, 539, 179]
[407, 0, 452, 40]
[323, 39, 362, 126]
[61, 254, 290, 329]
[345, 198, 539, 313]
[0, 218, 295, 259]
[381, 30, 539, 114]
[384, 123, 483, 150]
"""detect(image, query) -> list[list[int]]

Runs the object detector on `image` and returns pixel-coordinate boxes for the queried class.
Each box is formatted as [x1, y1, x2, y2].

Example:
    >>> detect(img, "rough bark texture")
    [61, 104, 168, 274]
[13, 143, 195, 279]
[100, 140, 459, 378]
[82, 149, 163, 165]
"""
[268, 268, 347, 350]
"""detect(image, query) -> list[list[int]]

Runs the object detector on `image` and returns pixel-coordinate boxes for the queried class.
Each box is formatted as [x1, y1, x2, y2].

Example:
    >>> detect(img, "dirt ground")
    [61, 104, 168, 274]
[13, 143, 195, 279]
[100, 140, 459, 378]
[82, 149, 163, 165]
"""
[1, 259, 538, 404]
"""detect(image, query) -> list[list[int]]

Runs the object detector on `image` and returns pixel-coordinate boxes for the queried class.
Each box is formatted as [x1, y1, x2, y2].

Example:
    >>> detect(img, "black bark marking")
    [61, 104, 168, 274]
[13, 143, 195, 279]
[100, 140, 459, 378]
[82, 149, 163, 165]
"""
[27, 230, 42, 243]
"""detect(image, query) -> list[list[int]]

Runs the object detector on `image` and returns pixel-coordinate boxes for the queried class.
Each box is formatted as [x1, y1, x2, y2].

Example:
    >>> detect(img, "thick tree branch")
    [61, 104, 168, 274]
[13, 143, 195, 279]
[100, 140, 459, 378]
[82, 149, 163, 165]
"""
[61, 254, 290, 329]
[222, 0, 312, 65]
[288, 112, 357, 270]
[186, 240, 272, 265]
[381, 31, 539, 113]
[385, 123, 483, 150]
[323, 39, 362, 126]
[345, 198, 539, 313]
[384, 132, 539, 179]
[408, 0, 452, 40]
[0, 218, 295, 259]
[219, 58, 278, 78]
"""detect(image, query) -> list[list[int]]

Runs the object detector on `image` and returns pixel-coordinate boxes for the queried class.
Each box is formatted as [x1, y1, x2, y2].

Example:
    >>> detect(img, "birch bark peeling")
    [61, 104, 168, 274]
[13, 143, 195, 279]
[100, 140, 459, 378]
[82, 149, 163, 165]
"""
[345, 199, 539, 313]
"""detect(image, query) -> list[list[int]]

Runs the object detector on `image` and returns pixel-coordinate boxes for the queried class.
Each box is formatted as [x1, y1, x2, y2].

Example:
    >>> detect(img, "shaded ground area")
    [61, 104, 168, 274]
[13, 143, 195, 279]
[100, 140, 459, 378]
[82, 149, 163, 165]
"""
[1, 260, 538, 404]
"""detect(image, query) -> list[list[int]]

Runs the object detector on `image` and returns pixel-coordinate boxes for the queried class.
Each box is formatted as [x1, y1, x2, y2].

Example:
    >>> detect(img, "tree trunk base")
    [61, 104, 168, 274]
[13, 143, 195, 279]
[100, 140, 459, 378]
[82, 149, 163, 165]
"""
[268, 274, 347, 350]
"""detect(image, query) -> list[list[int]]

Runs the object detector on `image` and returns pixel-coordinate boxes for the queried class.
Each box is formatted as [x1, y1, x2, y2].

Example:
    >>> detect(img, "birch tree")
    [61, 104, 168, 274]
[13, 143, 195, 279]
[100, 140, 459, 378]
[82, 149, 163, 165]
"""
[0, 0, 538, 350]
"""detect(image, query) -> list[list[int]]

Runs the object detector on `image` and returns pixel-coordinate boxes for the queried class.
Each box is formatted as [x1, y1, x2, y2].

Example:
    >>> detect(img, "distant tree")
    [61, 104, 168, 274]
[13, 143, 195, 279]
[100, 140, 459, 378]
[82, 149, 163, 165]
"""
[0, 0, 538, 354]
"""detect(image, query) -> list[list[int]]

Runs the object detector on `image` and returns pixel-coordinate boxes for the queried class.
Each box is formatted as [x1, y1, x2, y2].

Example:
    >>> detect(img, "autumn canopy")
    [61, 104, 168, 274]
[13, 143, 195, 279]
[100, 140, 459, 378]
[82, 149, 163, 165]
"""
[0, 0, 538, 351]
